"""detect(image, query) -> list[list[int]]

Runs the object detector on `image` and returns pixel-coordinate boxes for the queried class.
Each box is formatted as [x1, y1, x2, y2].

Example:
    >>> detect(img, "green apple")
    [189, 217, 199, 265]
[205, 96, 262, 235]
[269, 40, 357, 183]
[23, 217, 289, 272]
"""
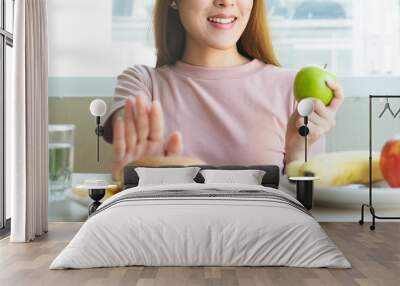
[294, 65, 337, 106]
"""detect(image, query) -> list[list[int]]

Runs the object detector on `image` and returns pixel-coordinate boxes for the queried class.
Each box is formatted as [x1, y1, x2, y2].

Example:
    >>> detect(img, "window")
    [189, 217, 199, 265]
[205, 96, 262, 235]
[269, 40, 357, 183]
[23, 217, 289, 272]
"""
[111, 0, 154, 43]
[267, 0, 400, 76]
[0, 0, 14, 234]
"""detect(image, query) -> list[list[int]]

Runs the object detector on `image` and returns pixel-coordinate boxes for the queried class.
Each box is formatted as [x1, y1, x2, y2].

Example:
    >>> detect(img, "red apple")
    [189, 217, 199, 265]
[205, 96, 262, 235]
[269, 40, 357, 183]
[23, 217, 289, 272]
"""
[380, 136, 400, 187]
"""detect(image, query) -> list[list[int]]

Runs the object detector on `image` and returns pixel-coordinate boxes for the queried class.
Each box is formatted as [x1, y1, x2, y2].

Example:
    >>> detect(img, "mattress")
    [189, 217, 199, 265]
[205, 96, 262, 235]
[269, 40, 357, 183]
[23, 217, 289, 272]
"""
[50, 183, 351, 269]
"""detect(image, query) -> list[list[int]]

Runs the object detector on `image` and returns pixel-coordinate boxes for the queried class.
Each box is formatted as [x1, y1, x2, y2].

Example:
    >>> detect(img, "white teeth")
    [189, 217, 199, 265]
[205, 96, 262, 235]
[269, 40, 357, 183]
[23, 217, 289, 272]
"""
[207, 17, 236, 24]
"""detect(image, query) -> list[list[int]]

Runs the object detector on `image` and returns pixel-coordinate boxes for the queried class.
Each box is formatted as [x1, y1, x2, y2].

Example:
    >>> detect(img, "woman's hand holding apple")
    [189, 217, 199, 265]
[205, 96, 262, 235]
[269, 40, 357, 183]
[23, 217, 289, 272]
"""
[285, 80, 345, 163]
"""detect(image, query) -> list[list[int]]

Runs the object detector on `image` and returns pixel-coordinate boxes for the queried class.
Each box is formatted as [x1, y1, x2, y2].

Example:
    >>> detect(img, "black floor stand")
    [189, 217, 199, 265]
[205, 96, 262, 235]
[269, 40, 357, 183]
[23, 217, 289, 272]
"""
[359, 95, 400, 230]
[359, 203, 400, 231]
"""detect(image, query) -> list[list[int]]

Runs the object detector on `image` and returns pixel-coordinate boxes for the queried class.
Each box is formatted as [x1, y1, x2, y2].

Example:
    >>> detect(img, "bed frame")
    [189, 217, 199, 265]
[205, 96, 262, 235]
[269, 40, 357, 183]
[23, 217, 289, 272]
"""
[87, 165, 280, 215]
[87, 165, 314, 215]
[123, 165, 280, 190]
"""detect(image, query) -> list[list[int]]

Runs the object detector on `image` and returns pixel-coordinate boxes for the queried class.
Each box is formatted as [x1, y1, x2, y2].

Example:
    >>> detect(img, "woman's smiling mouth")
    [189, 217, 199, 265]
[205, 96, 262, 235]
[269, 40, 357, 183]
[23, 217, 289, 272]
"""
[207, 14, 238, 29]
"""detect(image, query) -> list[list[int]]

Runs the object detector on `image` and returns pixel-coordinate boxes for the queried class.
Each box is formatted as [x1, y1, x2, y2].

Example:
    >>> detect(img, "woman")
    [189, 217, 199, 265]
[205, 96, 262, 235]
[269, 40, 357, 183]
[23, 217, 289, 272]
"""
[102, 0, 344, 181]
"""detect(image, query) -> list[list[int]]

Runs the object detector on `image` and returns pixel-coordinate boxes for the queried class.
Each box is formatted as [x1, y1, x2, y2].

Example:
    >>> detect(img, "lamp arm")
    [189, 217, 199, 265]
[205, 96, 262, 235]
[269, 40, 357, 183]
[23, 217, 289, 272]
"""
[297, 116, 309, 162]
[94, 116, 105, 162]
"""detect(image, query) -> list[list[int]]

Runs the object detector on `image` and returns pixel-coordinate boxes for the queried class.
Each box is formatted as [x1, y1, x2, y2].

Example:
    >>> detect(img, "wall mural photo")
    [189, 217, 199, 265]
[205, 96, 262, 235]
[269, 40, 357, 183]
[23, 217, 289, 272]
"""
[47, 0, 400, 229]
[6, 0, 400, 282]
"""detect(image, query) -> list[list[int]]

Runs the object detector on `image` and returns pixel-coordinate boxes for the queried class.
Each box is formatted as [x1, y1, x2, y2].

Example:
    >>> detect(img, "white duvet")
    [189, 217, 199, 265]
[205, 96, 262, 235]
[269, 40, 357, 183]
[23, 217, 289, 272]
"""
[50, 183, 351, 269]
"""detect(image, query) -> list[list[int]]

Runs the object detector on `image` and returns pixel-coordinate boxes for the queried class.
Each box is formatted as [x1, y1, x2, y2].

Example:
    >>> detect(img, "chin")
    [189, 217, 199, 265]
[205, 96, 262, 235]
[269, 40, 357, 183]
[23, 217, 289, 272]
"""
[204, 40, 239, 51]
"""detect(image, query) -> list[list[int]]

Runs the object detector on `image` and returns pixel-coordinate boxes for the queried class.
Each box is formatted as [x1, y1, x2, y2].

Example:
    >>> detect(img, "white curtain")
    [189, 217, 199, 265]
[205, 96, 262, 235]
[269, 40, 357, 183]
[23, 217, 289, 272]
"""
[6, 0, 49, 242]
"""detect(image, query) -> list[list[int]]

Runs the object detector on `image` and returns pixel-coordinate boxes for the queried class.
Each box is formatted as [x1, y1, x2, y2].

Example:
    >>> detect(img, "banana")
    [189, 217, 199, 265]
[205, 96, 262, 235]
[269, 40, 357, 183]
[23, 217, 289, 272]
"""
[287, 159, 304, 178]
[287, 151, 383, 188]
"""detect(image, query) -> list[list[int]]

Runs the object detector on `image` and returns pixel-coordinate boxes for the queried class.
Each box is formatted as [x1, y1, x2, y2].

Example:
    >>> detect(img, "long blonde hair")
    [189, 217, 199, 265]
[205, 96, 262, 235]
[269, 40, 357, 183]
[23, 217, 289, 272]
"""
[153, 0, 280, 68]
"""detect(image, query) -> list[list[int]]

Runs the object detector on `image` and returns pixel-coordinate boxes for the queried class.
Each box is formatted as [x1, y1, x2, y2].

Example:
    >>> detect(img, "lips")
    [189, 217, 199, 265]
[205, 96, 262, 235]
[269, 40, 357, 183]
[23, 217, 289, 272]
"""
[207, 16, 237, 24]
[207, 14, 237, 25]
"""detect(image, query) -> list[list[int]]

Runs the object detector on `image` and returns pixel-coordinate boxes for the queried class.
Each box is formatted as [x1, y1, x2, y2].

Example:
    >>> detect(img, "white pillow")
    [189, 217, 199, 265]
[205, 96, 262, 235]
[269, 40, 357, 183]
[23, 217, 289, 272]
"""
[200, 169, 266, 185]
[135, 167, 201, 186]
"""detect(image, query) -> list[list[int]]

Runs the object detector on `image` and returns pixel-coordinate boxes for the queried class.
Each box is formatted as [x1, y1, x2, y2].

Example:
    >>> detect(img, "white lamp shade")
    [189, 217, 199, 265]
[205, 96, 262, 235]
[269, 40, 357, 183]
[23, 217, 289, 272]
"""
[297, 98, 314, 117]
[89, 99, 107, 117]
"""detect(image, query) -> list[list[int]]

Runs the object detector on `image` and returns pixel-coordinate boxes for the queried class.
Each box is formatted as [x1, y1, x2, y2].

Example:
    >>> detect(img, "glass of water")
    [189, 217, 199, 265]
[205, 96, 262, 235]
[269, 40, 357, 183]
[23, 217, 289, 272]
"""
[48, 124, 75, 202]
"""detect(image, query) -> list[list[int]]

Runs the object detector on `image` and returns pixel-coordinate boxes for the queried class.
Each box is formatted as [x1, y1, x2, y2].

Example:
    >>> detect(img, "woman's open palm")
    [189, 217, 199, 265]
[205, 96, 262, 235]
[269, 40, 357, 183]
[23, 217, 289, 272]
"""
[112, 95, 183, 181]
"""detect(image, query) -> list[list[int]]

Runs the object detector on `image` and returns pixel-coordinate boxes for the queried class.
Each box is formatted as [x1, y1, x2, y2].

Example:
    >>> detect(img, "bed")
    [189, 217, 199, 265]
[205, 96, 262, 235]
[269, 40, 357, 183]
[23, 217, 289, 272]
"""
[50, 165, 351, 269]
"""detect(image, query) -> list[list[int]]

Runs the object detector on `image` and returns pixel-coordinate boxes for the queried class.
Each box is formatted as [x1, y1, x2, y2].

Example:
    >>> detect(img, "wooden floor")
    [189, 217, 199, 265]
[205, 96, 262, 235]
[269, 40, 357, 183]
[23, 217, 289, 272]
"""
[0, 222, 399, 286]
